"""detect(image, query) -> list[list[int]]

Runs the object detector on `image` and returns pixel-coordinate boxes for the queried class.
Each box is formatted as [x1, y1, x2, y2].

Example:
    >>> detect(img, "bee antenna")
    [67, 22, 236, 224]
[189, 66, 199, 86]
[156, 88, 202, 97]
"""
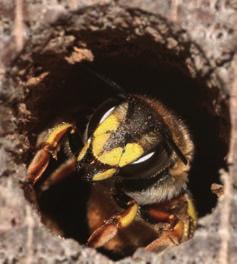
[161, 131, 188, 165]
[81, 63, 127, 98]
[170, 139, 188, 165]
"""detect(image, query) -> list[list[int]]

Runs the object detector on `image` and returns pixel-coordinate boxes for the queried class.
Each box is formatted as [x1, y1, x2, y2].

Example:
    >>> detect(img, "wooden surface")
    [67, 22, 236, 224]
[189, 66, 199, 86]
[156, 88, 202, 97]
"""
[0, 1, 236, 263]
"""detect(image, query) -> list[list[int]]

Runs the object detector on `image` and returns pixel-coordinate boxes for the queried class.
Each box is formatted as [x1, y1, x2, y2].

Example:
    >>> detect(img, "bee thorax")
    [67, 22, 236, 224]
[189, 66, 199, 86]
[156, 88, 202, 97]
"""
[123, 175, 187, 205]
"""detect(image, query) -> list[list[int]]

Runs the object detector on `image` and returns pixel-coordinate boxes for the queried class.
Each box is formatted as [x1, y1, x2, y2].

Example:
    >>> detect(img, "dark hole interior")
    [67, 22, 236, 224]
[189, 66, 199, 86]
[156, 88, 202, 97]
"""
[21, 30, 230, 260]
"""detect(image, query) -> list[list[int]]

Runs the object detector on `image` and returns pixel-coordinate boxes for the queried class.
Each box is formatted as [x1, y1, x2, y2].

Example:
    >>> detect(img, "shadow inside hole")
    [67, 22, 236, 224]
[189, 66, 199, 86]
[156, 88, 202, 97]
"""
[36, 176, 91, 243]
[23, 36, 229, 260]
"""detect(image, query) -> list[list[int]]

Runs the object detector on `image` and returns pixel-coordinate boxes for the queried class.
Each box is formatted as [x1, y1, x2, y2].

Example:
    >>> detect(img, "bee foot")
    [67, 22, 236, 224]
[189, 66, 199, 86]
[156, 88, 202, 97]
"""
[145, 232, 177, 252]
[87, 220, 119, 248]
[27, 148, 50, 185]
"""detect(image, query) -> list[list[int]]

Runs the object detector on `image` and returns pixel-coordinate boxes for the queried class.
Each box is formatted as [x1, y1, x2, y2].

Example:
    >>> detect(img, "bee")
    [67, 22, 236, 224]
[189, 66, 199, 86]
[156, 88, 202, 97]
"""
[26, 65, 197, 253]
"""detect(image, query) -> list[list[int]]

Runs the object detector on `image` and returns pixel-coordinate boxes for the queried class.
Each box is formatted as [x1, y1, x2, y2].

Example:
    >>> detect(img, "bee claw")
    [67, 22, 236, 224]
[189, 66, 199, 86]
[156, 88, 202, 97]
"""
[27, 148, 50, 185]
[145, 216, 191, 252]
[27, 122, 76, 187]
[87, 220, 119, 248]
[87, 201, 138, 248]
[145, 232, 177, 252]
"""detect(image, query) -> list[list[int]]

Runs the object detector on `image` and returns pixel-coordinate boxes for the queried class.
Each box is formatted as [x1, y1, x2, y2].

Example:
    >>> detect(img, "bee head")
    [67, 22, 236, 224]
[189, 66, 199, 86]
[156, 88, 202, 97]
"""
[77, 95, 187, 182]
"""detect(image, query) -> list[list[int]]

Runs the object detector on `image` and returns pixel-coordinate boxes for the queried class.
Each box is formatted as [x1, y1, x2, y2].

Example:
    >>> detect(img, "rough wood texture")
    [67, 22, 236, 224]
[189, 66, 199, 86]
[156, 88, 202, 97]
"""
[0, 1, 237, 263]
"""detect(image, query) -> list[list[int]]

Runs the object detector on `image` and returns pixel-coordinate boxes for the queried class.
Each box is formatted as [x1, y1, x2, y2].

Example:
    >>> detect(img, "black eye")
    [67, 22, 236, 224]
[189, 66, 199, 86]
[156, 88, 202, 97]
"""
[86, 97, 123, 139]
[120, 145, 172, 180]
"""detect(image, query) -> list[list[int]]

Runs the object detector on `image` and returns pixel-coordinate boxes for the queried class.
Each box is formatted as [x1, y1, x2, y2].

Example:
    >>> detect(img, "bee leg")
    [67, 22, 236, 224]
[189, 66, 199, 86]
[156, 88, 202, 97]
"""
[145, 219, 185, 252]
[143, 193, 197, 252]
[87, 200, 138, 248]
[27, 122, 76, 185]
[40, 157, 77, 191]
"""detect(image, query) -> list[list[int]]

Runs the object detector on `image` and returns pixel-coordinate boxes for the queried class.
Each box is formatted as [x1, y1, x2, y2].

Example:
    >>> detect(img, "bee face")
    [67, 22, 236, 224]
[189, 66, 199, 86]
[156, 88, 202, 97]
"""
[78, 95, 174, 182]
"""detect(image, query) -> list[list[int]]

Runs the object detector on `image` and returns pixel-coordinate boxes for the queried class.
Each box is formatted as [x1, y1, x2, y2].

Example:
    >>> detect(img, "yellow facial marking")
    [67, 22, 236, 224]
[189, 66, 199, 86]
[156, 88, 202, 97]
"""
[92, 168, 117, 181]
[98, 147, 123, 166]
[93, 115, 119, 136]
[46, 123, 73, 147]
[92, 130, 124, 166]
[92, 134, 110, 157]
[119, 143, 144, 167]
[77, 139, 91, 161]
[92, 137, 144, 167]
[91, 112, 144, 167]
[119, 203, 138, 228]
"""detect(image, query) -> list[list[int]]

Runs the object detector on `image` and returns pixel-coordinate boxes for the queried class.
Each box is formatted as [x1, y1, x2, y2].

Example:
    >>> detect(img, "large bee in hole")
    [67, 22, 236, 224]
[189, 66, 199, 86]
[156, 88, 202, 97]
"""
[27, 64, 197, 253]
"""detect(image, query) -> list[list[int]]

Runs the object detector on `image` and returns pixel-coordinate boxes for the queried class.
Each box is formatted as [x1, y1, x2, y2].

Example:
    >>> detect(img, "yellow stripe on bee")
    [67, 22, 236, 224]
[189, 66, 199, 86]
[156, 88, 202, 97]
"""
[92, 168, 117, 181]
[93, 115, 119, 136]
[92, 138, 144, 167]
[98, 147, 123, 166]
[46, 122, 74, 147]
[92, 134, 111, 157]
[119, 203, 138, 228]
[119, 143, 144, 167]
[77, 139, 91, 161]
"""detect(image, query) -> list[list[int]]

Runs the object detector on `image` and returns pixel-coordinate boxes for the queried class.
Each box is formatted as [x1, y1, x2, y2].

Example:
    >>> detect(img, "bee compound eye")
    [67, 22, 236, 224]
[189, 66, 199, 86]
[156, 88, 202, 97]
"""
[87, 100, 119, 138]
[99, 107, 115, 123]
[120, 151, 157, 177]
[131, 151, 155, 164]
[120, 144, 172, 180]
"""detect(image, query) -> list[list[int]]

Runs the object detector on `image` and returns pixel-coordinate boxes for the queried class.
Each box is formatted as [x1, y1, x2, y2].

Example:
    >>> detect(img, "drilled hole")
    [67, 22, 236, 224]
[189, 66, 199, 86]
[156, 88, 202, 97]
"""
[12, 5, 230, 260]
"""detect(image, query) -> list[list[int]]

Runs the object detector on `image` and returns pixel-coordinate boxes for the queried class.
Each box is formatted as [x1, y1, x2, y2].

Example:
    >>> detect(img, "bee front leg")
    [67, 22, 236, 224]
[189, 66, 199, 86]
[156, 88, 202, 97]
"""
[40, 157, 77, 191]
[87, 200, 138, 248]
[27, 122, 76, 185]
